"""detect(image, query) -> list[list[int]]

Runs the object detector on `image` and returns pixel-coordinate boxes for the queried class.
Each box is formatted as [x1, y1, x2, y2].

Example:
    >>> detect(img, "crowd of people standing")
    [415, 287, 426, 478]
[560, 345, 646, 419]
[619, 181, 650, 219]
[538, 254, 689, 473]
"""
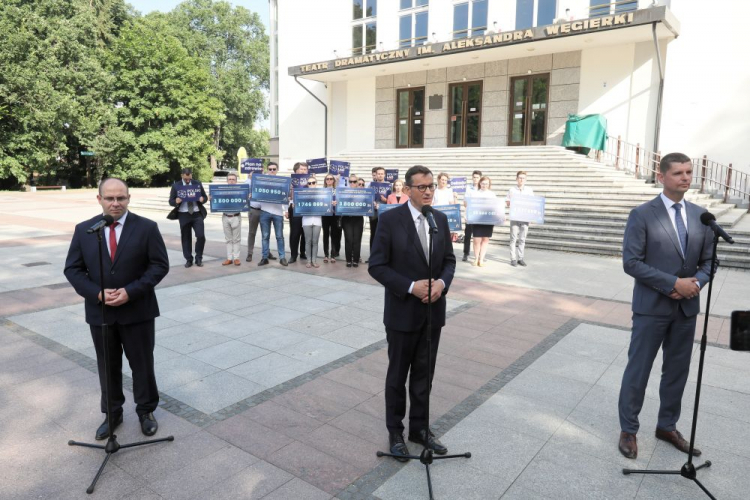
[171, 163, 536, 270]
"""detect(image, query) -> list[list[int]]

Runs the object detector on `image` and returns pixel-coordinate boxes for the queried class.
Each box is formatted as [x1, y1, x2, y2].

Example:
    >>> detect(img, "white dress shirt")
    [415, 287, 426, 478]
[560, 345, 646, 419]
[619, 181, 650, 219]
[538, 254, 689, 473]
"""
[660, 192, 688, 234]
[405, 201, 446, 295]
[104, 211, 128, 256]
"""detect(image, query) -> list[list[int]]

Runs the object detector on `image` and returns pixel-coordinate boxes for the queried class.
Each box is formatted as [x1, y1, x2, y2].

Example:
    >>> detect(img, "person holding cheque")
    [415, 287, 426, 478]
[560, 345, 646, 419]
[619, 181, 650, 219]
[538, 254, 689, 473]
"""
[301, 176, 324, 268]
[368, 165, 456, 461]
[469, 176, 498, 267]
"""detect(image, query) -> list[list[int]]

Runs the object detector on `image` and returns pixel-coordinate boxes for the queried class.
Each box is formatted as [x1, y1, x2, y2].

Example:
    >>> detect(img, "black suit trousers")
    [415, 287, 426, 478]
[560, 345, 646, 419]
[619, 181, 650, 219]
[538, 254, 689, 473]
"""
[463, 224, 473, 255]
[288, 206, 306, 258]
[341, 216, 363, 263]
[385, 324, 442, 434]
[322, 216, 342, 257]
[369, 215, 379, 250]
[178, 212, 205, 262]
[90, 319, 159, 418]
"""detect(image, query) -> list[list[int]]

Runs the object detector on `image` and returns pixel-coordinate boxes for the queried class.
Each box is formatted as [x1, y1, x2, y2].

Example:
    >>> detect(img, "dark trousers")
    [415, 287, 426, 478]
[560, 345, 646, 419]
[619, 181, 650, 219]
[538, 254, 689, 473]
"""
[369, 215, 379, 250]
[246, 207, 262, 257]
[385, 324, 442, 434]
[90, 320, 159, 418]
[288, 206, 306, 258]
[463, 224, 473, 256]
[618, 308, 697, 434]
[322, 216, 342, 257]
[342, 216, 363, 263]
[178, 212, 205, 262]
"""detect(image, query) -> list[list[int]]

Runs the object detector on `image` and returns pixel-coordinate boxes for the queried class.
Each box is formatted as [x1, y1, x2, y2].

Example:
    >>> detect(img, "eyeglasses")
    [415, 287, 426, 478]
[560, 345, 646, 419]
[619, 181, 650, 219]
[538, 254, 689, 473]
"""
[102, 196, 128, 203]
[268, 168, 277, 172]
[407, 183, 437, 193]
[308, 181, 316, 185]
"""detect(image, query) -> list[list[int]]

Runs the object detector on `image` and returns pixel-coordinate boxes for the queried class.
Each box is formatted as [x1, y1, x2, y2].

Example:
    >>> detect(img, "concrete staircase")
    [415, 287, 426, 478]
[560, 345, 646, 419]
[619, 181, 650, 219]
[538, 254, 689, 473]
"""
[331, 146, 750, 270]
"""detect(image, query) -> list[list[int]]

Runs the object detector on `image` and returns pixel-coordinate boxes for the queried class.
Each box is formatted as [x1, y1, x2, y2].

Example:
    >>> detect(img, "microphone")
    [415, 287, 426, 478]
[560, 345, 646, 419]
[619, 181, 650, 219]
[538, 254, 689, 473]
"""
[700, 212, 734, 244]
[87, 214, 115, 234]
[421, 205, 438, 234]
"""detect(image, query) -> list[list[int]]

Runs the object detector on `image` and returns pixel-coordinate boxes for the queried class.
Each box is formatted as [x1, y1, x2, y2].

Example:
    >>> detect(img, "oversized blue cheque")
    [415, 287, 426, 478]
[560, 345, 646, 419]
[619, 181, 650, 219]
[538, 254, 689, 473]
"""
[293, 188, 334, 216]
[466, 197, 506, 225]
[378, 203, 401, 217]
[433, 204, 463, 231]
[251, 174, 291, 204]
[209, 184, 250, 213]
[509, 194, 545, 224]
[335, 188, 375, 216]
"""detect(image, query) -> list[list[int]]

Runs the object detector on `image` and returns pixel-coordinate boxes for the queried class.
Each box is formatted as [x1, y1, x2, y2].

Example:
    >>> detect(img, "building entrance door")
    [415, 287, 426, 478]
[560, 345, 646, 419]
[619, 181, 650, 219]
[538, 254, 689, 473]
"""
[396, 87, 424, 148]
[508, 74, 549, 146]
[448, 81, 482, 147]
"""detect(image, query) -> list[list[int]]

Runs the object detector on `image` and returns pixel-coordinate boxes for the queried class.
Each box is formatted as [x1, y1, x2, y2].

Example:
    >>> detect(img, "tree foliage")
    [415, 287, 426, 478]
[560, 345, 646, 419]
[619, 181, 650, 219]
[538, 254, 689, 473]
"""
[0, 0, 269, 187]
[170, 0, 270, 169]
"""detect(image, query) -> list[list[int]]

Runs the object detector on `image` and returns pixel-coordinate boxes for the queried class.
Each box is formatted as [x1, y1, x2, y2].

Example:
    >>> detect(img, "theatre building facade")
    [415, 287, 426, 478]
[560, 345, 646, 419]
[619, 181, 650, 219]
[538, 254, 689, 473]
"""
[270, 1, 749, 171]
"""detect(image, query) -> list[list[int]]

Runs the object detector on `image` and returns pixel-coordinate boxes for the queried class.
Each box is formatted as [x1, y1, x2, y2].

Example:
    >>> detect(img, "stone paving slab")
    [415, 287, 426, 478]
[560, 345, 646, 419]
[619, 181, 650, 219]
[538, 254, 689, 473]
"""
[374, 323, 750, 499]
[2, 191, 748, 499]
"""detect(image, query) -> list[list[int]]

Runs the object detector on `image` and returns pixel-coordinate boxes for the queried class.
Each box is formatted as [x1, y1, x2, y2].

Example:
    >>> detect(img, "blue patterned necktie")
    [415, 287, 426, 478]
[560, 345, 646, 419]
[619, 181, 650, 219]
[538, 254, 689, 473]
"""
[673, 203, 688, 255]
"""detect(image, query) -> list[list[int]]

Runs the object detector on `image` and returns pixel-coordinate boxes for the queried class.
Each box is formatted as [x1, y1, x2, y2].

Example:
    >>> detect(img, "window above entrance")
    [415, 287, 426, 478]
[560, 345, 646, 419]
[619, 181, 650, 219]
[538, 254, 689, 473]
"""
[453, 0, 488, 39]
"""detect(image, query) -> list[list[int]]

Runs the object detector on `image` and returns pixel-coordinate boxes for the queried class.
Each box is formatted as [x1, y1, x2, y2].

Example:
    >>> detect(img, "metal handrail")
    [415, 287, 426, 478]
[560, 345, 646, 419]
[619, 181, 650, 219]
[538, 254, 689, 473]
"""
[589, 0, 638, 17]
[600, 135, 750, 210]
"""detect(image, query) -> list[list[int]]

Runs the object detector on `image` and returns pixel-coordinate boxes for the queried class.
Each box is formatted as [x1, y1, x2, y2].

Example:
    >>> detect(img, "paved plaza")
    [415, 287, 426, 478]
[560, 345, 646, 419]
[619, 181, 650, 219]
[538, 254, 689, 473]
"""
[1, 189, 748, 499]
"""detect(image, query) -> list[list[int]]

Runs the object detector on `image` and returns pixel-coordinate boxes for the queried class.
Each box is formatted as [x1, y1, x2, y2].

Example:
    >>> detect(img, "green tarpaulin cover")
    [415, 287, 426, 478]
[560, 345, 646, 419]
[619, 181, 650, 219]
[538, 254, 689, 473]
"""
[562, 114, 607, 154]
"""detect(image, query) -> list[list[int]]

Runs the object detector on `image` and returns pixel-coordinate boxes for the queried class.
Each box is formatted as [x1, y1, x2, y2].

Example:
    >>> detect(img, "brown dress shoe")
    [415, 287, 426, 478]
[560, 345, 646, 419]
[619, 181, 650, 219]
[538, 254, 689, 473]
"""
[655, 428, 701, 456]
[233, 259, 241, 266]
[619, 431, 637, 459]
[221, 259, 232, 266]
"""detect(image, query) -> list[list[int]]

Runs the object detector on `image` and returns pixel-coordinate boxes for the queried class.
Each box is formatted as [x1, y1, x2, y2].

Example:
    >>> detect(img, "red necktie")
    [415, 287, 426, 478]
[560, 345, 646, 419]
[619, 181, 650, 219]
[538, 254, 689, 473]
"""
[109, 222, 119, 262]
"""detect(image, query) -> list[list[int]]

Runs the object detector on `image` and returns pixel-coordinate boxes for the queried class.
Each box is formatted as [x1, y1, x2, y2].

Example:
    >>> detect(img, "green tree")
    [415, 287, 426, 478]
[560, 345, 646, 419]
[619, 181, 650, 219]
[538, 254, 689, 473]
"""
[94, 14, 223, 184]
[0, 0, 123, 186]
[170, 0, 270, 169]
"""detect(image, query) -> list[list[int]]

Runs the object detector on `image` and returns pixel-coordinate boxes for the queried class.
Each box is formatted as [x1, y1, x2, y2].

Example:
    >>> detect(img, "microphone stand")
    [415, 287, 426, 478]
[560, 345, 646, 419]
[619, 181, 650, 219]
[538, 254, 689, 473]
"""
[622, 232, 727, 499]
[376, 211, 471, 499]
[68, 224, 174, 494]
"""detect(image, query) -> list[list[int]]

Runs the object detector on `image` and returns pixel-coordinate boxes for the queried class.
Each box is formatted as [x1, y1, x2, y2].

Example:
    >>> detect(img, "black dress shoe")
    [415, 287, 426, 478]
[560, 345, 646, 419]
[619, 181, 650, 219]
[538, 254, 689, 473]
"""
[288, 257, 297, 264]
[300, 255, 307, 260]
[258, 258, 269, 266]
[195, 259, 203, 267]
[139, 412, 158, 436]
[388, 432, 411, 462]
[462, 254, 469, 262]
[268, 253, 277, 260]
[408, 428, 447, 455]
[518, 260, 527, 267]
[246, 255, 252, 262]
[352, 262, 359, 268]
[346, 262, 352, 268]
[279, 258, 288, 266]
[184, 261, 193, 268]
[95, 414, 123, 441]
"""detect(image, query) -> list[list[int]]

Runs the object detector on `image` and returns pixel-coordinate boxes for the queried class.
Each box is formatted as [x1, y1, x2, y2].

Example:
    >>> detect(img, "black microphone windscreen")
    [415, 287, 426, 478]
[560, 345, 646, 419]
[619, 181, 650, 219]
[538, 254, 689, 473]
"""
[700, 212, 716, 225]
[103, 214, 115, 225]
[421, 205, 434, 216]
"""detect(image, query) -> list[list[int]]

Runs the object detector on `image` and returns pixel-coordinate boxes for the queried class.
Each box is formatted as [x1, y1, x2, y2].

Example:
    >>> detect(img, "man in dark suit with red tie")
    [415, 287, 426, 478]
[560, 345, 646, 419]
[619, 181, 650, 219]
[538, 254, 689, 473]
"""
[65, 178, 169, 440]
[369, 165, 456, 461]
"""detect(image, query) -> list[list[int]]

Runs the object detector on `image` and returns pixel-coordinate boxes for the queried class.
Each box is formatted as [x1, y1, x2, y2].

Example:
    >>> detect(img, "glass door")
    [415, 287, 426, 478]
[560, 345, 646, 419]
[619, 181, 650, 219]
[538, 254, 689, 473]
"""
[448, 81, 482, 147]
[509, 73, 549, 146]
[396, 87, 425, 148]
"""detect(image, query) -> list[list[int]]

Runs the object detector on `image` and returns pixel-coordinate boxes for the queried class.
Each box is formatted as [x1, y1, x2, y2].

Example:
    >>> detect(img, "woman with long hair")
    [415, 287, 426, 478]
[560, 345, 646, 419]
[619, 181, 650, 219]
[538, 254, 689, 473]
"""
[470, 176, 497, 267]
[321, 173, 341, 263]
[302, 176, 323, 268]
[386, 179, 408, 204]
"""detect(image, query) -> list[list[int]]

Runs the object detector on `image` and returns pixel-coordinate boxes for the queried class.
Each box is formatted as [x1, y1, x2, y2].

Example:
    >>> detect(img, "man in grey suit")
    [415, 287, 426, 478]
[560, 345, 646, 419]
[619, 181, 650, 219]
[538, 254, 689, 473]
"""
[618, 152, 713, 460]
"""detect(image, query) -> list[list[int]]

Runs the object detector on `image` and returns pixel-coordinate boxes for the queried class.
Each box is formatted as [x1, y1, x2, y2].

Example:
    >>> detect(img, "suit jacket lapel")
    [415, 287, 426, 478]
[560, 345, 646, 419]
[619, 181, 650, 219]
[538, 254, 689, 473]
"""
[112, 213, 135, 267]
[398, 205, 428, 266]
[650, 197, 684, 260]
